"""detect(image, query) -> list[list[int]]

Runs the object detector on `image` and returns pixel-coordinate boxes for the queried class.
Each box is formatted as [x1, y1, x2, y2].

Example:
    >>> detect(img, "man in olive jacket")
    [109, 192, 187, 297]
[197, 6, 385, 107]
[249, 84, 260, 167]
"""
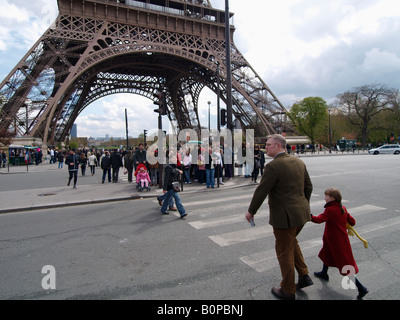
[246, 134, 313, 300]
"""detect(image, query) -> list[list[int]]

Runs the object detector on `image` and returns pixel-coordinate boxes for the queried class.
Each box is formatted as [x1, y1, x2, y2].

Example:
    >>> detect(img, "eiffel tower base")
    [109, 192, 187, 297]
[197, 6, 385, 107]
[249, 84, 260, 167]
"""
[0, 0, 288, 147]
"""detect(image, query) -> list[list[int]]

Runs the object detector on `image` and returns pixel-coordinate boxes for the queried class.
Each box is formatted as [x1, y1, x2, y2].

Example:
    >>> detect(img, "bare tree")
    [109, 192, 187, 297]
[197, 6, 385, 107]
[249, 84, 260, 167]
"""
[0, 128, 14, 147]
[336, 84, 397, 147]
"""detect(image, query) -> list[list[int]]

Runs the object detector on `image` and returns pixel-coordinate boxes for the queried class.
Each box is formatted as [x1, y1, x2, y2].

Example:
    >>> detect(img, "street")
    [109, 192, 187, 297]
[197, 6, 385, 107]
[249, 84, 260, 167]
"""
[0, 154, 399, 302]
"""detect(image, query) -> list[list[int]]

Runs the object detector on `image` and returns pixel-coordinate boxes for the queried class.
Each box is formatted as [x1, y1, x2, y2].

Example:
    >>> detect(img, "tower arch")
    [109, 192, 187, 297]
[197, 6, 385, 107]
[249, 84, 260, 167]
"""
[0, 0, 287, 147]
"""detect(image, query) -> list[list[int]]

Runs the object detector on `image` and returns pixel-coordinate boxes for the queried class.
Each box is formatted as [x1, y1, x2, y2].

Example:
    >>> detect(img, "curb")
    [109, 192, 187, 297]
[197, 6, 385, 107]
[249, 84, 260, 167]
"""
[0, 181, 256, 215]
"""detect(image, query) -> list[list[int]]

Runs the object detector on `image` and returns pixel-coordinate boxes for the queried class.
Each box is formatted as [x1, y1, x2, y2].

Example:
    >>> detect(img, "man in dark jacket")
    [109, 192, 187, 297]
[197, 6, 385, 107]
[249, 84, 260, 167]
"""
[65, 149, 80, 189]
[124, 150, 135, 183]
[101, 151, 111, 183]
[110, 149, 123, 183]
[134, 143, 147, 170]
[246, 134, 313, 300]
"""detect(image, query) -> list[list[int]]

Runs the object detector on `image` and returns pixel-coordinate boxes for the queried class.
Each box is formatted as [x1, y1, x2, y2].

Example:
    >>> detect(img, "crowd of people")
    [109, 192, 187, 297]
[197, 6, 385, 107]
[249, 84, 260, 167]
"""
[42, 142, 268, 189]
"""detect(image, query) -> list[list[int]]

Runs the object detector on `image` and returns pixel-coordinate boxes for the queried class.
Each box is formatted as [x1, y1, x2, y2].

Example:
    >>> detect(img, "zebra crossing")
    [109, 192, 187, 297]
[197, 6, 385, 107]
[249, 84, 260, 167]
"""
[156, 194, 396, 278]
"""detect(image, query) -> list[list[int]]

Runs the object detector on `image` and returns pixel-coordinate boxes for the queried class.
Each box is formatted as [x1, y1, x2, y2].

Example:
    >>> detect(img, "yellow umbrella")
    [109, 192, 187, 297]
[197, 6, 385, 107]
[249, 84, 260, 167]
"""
[347, 223, 368, 249]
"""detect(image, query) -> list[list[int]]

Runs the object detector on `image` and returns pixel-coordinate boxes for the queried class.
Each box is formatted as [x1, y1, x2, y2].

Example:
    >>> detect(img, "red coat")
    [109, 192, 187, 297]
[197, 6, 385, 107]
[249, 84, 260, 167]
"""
[311, 201, 359, 275]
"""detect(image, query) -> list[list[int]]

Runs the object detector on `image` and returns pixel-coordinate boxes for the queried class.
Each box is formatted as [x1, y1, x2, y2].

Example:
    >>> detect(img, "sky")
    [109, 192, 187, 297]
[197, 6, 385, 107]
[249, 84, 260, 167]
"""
[1, 0, 399, 139]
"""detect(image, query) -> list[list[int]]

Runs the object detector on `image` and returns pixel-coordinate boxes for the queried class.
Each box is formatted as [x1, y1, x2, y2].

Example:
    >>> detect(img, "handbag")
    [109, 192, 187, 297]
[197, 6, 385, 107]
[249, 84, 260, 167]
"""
[172, 182, 180, 192]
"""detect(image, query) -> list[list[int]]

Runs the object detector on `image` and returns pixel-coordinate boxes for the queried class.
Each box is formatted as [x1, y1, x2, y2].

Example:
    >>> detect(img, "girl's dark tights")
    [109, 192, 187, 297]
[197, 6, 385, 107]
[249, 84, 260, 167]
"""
[321, 264, 366, 292]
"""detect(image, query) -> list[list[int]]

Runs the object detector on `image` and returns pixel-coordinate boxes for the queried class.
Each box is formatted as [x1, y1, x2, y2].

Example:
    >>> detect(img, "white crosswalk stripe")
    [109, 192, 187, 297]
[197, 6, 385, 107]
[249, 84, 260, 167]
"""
[240, 238, 323, 273]
[344, 204, 385, 215]
[186, 198, 342, 229]
[184, 193, 254, 207]
[189, 213, 248, 230]
[209, 224, 273, 247]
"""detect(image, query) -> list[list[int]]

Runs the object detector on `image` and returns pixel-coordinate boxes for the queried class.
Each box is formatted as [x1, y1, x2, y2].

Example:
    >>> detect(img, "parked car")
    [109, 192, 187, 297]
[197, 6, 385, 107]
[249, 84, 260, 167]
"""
[368, 144, 400, 155]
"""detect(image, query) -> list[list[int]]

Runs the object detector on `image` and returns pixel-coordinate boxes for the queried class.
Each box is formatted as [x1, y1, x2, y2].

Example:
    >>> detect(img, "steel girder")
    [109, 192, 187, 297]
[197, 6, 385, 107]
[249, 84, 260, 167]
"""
[0, 0, 287, 145]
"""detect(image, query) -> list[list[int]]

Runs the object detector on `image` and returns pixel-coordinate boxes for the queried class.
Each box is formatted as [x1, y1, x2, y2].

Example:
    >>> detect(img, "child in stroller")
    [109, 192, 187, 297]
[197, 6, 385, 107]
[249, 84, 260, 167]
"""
[135, 164, 151, 191]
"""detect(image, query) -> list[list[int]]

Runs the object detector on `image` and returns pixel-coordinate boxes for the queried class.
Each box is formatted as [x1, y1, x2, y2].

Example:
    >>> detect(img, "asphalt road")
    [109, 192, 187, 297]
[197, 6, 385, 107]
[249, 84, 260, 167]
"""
[0, 154, 399, 305]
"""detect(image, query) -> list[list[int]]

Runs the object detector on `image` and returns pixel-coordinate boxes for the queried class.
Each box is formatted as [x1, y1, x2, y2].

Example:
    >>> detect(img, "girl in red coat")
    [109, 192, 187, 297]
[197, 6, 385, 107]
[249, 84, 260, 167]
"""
[311, 188, 368, 299]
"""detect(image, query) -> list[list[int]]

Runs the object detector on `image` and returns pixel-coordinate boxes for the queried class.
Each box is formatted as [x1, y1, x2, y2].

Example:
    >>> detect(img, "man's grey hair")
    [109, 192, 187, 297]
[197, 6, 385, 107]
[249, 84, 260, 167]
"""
[267, 134, 286, 148]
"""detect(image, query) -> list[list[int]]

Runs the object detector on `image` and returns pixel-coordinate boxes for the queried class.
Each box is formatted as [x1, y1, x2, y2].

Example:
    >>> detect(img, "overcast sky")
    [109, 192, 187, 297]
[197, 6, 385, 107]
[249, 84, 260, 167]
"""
[1, 0, 399, 138]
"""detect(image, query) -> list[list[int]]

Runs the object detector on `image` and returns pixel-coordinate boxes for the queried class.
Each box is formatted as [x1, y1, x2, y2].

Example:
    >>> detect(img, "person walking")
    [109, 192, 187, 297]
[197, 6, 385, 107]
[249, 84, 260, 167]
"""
[311, 187, 368, 300]
[160, 151, 187, 218]
[57, 151, 65, 169]
[182, 149, 192, 184]
[50, 148, 55, 164]
[251, 145, 261, 183]
[205, 147, 216, 188]
[197, 148, 206, 184]
[148, 155, 159, 186]
[124, 149, 135, 183]
[1, 150, 6, 167]
[88, 152, 97, 175]
[223, 143, 233, 180]
[65, 149, 80, 189]
[110, 149, 123, 183]
[259, 146, 265, 176]
[245, 134, 314, 300]
[101, 151, 112, 183]
[134, 143, 147, 170]
[79, 152, 87, 176]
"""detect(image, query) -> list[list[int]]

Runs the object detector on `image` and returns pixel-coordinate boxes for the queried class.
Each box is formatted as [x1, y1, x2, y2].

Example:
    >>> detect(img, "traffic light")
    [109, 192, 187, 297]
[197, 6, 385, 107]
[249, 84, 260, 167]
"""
[161, 91, 167, 115]
[220, 108, 227, 126]
[153, 91, 167, 115]
[144, 129, 147, 145]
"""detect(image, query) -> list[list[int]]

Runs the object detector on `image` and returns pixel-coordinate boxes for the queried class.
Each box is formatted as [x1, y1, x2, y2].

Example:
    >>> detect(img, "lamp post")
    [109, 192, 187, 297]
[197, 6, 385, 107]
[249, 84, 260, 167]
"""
[225, 0, 233, 131]
[216, 62, 221, 132]
[208, 101, 211, 131]
[125, 108, 129, 149]
[328, 108, 331, 153]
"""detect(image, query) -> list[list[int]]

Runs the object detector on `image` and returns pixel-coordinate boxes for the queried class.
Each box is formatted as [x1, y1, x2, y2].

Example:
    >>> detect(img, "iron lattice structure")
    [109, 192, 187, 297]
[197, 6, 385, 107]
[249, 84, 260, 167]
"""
[0, 0, 288, 145]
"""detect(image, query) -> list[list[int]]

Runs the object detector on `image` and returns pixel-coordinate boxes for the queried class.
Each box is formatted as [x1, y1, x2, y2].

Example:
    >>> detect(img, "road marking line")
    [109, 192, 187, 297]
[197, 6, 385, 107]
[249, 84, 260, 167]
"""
[190, 200, 346, 231]
[209, 225, 274, 247]
[189, 214, 247, 229]
[207, 204, 386, 247]
[184, 193, 254, 207]
[240, 238, 323, 272]
[346, 204, 386, 215]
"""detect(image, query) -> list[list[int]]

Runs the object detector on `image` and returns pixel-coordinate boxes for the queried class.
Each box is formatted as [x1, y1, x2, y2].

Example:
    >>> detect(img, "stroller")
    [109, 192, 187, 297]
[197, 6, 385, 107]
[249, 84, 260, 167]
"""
[134, 164, 151, 192]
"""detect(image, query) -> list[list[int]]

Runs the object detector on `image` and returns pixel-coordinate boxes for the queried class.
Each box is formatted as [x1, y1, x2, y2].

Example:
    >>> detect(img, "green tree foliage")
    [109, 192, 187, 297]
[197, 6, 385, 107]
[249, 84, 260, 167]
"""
[69, 141, 78, 150]
[287, 97, 328, 145]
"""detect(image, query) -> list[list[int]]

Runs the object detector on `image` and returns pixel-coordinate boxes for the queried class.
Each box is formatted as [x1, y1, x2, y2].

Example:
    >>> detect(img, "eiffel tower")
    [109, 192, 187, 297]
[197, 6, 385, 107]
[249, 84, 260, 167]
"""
[0, 0, 288, 147]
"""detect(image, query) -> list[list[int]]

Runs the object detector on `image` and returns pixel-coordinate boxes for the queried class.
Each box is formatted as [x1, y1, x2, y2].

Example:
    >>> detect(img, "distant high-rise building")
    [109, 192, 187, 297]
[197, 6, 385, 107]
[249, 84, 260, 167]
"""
[71, 124, 77, 137]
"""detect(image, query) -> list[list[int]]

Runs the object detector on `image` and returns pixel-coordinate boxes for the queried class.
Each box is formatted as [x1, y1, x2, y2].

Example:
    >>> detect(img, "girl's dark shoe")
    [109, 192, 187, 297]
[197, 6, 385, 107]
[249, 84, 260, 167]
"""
[357, 287, 369, 300]
[314, 271, 329, 281]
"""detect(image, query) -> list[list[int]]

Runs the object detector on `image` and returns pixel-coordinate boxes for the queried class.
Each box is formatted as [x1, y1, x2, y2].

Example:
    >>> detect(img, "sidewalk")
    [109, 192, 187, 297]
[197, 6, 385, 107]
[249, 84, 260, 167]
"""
[0, 151, 369, 214]
[0, 163, 253, 214]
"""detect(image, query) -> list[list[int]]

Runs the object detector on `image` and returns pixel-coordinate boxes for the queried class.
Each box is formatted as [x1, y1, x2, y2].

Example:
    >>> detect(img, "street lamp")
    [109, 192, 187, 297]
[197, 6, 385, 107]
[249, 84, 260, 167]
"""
[216, 62, 221, 131]
[208, 101, 211, 131]
[328, 108, 331, 152]
[225, 0, 233, 130]
[125, 108, 129, 149]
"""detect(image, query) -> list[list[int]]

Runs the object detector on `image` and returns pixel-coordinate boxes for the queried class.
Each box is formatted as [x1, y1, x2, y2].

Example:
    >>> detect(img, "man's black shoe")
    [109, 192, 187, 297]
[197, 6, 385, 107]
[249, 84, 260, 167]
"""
[296, 274, 314, 290]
